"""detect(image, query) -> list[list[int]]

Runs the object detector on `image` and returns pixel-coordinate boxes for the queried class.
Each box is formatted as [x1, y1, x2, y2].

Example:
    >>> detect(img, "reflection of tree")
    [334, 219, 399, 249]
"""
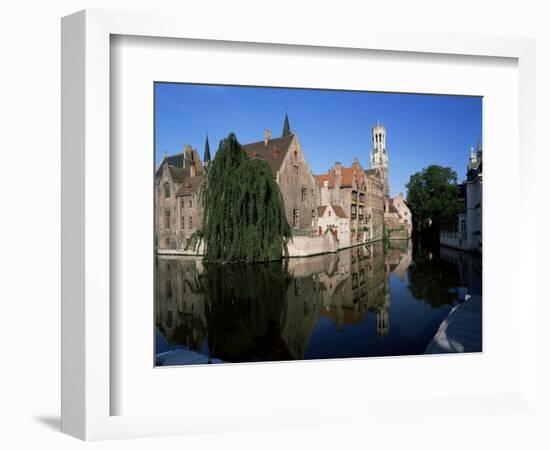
[203, 262, 292, 362]
[407, 245, 460, 308]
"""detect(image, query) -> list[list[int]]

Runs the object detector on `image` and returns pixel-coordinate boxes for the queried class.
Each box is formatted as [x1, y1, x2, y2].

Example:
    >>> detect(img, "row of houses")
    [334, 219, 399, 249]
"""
[155, 113, 412, 256]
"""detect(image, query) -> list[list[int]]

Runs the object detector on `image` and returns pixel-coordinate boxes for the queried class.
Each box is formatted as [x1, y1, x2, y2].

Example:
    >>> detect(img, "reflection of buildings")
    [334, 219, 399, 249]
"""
[439, 246, 482, 296]
[155, 241, 415, 363]
[155, 257, 207, 352]
[385, 240, 413, 281]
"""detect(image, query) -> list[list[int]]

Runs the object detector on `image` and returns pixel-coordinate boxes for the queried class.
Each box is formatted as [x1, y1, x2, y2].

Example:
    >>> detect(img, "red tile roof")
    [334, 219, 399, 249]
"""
[332, 204, 348, 219]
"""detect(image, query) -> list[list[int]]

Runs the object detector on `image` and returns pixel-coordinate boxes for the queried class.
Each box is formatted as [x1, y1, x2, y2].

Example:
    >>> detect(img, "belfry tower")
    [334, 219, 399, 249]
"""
[370, 123, 389, 199]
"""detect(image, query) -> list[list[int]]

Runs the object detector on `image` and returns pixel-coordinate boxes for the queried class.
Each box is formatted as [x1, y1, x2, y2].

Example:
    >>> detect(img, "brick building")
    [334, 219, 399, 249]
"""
[384, 192, 412, 239]
[316, 159, 370, 246]
[242, 113, 318, 235]
[155, 140, 208, 250]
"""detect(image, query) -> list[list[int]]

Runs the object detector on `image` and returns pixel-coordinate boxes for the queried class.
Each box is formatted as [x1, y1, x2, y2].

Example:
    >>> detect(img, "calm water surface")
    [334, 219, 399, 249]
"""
[155, 241, 482, 365]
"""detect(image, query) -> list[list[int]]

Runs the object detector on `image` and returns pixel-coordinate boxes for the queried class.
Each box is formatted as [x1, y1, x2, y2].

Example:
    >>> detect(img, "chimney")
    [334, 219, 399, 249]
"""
[264, 129, 271, 146]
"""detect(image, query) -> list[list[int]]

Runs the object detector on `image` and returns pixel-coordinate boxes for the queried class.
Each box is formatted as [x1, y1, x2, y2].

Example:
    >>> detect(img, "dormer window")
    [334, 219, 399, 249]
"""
[164, 182, 170, 198]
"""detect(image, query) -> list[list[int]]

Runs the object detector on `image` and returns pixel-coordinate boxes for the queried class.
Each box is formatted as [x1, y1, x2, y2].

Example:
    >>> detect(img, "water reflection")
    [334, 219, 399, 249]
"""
[155, 241, 481, 365]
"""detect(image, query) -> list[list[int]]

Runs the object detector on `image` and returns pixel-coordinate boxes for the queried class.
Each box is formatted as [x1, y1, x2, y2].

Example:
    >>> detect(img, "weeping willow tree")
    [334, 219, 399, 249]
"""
[203, 133, 291, 264]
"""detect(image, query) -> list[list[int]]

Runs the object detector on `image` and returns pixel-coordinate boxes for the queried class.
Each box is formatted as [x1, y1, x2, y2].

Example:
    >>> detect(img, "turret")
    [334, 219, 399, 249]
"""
[282, 112, 291, 137]
[203, 133, 211, 168]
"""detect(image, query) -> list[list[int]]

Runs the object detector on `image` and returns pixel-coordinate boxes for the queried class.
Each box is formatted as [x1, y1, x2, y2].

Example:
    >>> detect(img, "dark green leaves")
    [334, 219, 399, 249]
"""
[202, 133, 291, 263]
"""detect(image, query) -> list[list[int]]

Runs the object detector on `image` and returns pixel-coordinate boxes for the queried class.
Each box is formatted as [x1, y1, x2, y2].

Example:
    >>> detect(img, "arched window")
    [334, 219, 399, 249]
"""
[164, 182, 170, 198]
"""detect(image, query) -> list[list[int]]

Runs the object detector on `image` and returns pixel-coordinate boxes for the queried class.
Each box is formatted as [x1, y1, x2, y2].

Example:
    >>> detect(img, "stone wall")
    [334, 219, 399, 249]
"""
[277, 135, 318, 234]
[287, 232, 339, 257]
[177, 185, 204, 250]
[156, 166, 181, 250]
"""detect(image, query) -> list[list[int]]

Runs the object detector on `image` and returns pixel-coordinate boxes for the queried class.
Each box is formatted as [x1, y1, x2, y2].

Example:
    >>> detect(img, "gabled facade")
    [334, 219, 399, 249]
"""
[316, 203, 350, 248]
[384, 193, 412, 239]
[155, 144, 205, 250]
[242, 124, 318, 235]
[316, 159, 370, 246]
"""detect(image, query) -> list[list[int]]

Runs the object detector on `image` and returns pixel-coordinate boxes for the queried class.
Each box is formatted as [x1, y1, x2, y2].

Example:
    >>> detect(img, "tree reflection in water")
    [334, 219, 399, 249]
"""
[203, 262, 291, 362]
[155, 240, 482, 365]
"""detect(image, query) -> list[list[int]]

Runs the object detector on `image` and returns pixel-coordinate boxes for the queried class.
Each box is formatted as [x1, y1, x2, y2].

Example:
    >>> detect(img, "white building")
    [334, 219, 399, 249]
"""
[465, 145, 482, 252]
[316, 204, 350, 249]
[440, 144, 482, 253]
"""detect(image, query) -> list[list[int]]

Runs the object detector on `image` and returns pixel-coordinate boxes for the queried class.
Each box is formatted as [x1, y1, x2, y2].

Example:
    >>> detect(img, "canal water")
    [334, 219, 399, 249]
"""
[155, 241, 482, 366]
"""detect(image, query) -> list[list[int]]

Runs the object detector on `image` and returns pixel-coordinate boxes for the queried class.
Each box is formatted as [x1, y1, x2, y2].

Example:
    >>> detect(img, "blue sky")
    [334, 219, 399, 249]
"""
[155, 83, 482, 197]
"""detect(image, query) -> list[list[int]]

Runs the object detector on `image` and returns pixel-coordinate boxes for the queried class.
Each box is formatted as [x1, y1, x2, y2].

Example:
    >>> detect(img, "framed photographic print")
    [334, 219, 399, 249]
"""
[62, 9, 538, 441]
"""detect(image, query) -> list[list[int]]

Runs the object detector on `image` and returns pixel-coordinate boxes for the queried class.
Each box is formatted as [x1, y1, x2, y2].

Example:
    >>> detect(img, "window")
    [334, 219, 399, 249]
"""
[189, 216, 193, 229]
[188, 199, 192, 208]
[181, 198, 185, 209]
[351, 205, 357, 220]
[166, 280, 172, 298]
[181, 216, 185, 229]
[301, 187, 307, 202]
[165, 237, 170, 246]
[294, 164, 299, 176]
[164, 182, 170, 198]
[328, 210, 331, 217]
[292, 209, 300, 228]
[164, 210, 171, 229]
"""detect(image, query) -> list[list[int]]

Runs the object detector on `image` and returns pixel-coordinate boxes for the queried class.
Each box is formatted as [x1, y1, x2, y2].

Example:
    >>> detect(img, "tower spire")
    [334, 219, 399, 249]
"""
[282, 111, 291, 137]
[203, 132, 211, 165]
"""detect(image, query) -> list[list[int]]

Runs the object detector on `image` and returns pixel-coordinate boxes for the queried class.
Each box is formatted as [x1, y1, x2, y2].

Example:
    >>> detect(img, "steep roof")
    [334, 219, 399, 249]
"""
[242, 134, 294, 176]
[176, 175, 205, 197]
[282, 112, 291, 137]
[168, 166, 186, 184]
[203, 135, 211, 163]
[156, 148, 205, 182]
[317, 204, 348, 219]
[387, 199, 399, 214]
[332, 204, 348, 219]
[315, 166, 361, 189]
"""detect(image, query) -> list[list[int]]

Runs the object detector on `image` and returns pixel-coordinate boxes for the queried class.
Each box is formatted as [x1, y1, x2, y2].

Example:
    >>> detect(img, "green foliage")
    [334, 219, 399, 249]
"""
[406, 165, 463, 234]
[202, 133, 291, 264]
[382, 224, 391, 243]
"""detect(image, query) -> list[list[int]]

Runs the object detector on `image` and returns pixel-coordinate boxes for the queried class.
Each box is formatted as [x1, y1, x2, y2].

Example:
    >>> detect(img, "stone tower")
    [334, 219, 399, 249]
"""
[370, 123, 389, 199]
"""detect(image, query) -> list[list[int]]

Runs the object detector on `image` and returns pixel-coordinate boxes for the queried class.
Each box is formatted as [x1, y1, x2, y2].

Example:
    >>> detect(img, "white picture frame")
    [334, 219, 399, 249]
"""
[61, 9, 538, 441]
